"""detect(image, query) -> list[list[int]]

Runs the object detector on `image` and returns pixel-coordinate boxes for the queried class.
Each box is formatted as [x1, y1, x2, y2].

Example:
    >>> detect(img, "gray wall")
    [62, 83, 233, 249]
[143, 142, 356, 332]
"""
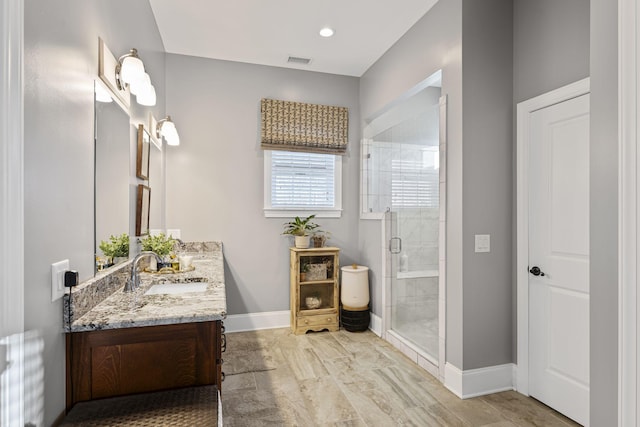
[514, 0, 590, 103]
[359, 0, 464, 367]
[512, 0, 589, 360]
[513, 0, 614, 422]
[590, 0, 618, 423]
[360, 0, 514, 370]
[24, 1, 165, 423]
[461, 0, 514, 369]
[164, 54, 360, 315]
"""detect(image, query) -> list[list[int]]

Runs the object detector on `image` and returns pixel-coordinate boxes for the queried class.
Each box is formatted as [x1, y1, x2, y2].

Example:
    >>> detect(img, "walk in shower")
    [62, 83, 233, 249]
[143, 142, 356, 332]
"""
[362, 71, 445, 370]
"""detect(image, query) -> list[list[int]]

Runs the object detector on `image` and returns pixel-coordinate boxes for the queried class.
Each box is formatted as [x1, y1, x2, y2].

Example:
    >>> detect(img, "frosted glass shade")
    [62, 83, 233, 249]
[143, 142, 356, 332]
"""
[137, 83, 156, 106]
[164, 127, 180, 146]
[159, 118, 180, 146]
[130, 72, 150, 96]
[120, 55, 144, 86]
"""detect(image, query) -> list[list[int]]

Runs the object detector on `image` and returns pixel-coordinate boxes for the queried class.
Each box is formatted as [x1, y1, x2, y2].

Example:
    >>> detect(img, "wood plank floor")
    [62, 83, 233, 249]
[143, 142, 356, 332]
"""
[222, 328, 580, 426]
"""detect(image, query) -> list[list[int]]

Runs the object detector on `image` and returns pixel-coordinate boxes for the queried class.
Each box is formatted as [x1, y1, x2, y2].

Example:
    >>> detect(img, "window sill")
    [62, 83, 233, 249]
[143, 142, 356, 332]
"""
[264, 209, 342, 219]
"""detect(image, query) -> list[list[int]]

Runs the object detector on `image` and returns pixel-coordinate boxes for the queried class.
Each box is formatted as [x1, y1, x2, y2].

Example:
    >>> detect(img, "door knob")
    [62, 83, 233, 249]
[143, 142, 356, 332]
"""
[529, 266, 545, 277]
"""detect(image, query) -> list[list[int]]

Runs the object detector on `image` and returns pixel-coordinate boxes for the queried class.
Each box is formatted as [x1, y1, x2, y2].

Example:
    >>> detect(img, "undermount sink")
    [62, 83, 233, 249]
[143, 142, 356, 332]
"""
[144, 282, 209, 295]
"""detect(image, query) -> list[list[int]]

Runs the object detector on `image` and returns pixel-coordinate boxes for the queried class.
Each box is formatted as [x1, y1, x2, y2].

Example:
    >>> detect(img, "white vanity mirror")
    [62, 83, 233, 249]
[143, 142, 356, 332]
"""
[147, 130, 163, 233]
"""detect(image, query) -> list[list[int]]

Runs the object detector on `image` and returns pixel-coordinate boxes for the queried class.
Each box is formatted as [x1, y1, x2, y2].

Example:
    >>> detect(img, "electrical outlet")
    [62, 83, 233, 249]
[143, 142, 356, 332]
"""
[51, 259, 69, 301]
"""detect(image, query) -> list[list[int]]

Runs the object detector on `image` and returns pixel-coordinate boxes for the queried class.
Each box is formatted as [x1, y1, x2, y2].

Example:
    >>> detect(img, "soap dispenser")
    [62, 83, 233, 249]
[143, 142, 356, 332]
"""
[399, 253, 409, 272]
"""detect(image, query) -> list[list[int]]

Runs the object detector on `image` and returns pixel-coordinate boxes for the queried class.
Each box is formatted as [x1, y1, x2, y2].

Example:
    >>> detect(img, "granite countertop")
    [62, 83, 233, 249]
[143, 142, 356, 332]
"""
[67, 241, 227, 332]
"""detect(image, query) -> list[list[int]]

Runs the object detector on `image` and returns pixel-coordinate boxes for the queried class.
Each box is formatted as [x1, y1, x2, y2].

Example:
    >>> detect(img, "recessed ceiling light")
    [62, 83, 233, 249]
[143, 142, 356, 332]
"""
[319, 27, 335, 38]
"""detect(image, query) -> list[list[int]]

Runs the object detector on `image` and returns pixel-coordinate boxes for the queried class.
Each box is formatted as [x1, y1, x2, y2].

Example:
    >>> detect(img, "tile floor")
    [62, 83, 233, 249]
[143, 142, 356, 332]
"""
[222, 328, 580, 426]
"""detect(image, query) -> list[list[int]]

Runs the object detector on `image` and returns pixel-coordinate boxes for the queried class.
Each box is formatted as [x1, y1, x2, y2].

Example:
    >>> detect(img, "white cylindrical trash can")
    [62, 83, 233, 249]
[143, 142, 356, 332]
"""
[340, 264, 370, 332]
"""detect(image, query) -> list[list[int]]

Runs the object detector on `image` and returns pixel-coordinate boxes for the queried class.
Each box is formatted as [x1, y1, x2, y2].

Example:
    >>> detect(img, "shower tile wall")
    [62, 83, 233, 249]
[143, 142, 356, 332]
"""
[397, 208, 439, 272]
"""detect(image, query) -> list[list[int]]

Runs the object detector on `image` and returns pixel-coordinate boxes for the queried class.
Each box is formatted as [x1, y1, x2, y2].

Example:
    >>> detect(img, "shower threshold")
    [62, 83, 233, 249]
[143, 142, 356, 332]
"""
[386, 329, 439, 379]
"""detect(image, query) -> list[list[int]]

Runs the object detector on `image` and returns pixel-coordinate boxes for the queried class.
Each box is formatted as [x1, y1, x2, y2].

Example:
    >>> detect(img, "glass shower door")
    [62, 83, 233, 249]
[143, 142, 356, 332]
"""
[362, 73, 444, 367]
[388, 142, 440, 362]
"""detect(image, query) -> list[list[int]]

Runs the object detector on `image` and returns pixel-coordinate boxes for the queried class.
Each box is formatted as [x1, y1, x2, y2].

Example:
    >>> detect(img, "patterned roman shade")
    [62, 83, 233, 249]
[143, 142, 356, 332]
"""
[261, 98, 349, 155]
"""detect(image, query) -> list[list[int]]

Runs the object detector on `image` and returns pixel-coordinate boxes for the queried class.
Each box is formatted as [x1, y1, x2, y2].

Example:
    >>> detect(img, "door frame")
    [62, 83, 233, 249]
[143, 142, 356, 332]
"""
[516, 78, 590, 395]
[0, 0, 24, 425]
[618, 0, 638, 424]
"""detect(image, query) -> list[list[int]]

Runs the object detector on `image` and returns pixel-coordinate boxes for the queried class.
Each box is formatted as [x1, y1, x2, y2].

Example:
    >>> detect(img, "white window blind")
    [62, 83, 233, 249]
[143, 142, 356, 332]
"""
[391, 153, 439, 209]
[270, 151, 335, 208]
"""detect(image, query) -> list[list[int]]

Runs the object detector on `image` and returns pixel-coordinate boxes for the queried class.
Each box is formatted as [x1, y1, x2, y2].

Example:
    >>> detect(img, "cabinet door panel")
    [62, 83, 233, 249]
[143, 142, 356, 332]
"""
[67, 321, 221, 409]
[91, 339, 198, 398]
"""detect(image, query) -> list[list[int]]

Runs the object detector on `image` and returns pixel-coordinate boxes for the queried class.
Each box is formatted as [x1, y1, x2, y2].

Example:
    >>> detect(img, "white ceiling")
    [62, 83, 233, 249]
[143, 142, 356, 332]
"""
[149, 0, 438, 77]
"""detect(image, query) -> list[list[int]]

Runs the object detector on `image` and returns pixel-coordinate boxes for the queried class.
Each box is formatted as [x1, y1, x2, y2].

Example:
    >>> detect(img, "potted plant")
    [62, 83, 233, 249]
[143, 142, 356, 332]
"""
[311, 230, 331, 248]
[99, 233, 130, 266]
[282, 215, 320, 248]
[140, 233, 176, 269]
[300, 260, 310, 282]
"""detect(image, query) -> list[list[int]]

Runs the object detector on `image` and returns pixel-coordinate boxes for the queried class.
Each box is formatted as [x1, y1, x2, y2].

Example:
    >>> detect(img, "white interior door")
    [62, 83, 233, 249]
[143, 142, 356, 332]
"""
[528, 93, 590, 426]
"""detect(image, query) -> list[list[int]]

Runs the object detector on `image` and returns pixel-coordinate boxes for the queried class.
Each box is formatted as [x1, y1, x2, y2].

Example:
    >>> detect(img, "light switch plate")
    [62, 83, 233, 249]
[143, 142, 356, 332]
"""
[475, 234, 490, 253]
[51, 259, 69, 302]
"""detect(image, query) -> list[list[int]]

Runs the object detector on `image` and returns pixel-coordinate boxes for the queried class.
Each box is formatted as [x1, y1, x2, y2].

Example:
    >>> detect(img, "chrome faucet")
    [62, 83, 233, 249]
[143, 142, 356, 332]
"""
[125, 251, 162, 292]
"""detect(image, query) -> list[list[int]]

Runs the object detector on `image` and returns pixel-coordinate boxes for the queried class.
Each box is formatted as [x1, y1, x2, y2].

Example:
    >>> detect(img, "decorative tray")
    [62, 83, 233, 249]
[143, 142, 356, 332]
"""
[143, 265, 196, 274]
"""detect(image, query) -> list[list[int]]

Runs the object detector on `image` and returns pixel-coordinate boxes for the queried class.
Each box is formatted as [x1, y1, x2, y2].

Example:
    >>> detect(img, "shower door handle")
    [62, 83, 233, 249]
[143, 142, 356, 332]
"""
[389, 237, 402, 254]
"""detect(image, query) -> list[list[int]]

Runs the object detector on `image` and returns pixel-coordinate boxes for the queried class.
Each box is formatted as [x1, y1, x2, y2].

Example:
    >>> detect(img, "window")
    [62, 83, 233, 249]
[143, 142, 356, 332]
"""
[264, 150, 342, 218]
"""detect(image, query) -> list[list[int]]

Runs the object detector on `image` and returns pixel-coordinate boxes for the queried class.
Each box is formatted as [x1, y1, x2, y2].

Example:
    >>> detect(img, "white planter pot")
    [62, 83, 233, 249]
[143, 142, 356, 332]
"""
[294, 235, 311, 249]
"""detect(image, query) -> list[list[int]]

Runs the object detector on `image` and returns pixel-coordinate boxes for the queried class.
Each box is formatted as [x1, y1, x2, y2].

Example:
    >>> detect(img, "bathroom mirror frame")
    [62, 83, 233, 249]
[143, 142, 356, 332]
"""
[136, 184, 151, 236]
[136, 124, 151, 180]
[98, 37, 131, 110]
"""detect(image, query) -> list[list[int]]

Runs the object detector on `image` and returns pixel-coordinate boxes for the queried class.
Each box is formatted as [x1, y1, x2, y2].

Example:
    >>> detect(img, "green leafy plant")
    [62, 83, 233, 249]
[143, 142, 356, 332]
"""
[282, 215, 320, 237]
[99, 233, 129, 258]
[140, 233, 176, 256]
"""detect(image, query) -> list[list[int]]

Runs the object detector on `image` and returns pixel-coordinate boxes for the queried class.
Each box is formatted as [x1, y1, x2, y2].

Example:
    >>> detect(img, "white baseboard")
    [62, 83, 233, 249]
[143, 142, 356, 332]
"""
[369, 312, 382, 336]
[224, 310, 382, 336]
[444, 363, 464, 397]
[444, 362, 515, 399]
[223, 310, 290, 333]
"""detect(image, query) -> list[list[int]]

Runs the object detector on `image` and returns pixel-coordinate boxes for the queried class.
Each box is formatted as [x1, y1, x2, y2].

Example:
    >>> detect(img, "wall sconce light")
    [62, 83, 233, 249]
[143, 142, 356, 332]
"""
[115, 48, 156, 106]
[156, 116, 180, 146]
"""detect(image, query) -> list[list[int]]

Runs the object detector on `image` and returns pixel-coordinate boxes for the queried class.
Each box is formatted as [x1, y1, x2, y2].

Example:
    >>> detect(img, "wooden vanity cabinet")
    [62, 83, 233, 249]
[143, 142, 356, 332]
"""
[65, 320, 223, 410]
